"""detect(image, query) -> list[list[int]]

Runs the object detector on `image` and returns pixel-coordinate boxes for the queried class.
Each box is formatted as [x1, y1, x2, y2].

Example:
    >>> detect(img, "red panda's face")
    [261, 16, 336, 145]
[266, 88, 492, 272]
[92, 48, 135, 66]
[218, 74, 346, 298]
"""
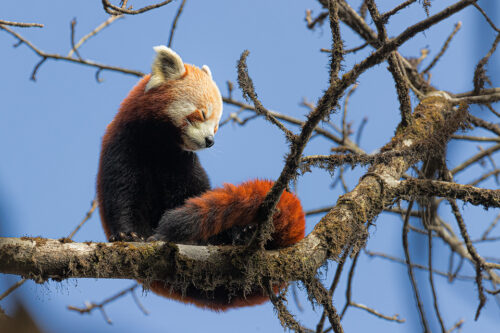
[168, 92, 222, 151]
[144, 47, 223, 151]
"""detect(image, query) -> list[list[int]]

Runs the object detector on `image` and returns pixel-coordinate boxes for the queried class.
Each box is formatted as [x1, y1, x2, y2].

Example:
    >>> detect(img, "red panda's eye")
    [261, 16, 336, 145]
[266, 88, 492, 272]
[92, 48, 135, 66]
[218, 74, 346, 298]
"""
[201, 110, 206, 120]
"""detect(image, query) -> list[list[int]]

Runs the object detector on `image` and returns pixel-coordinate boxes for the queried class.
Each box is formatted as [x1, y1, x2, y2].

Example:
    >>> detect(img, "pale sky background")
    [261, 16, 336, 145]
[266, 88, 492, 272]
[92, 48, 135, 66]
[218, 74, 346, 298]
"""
[0, 1, 499, 332]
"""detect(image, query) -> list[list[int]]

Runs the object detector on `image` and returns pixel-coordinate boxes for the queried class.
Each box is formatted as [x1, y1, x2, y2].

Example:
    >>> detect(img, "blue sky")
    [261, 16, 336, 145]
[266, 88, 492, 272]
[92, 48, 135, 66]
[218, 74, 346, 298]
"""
[1, 1, 499, 332]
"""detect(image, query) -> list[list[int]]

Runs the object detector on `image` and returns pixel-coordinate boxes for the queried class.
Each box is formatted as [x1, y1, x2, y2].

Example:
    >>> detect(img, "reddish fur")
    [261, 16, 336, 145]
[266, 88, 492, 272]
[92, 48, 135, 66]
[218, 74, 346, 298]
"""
[149, 180, 305, 311]
[184, 179, 305, 247]
[149, 281, 282, 311]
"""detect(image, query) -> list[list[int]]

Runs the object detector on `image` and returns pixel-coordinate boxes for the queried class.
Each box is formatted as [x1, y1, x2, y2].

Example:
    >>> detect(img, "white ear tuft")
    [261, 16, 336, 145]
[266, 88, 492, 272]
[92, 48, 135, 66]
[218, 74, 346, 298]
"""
[146, 46, 186, 91]
[201, 65, 212, 79]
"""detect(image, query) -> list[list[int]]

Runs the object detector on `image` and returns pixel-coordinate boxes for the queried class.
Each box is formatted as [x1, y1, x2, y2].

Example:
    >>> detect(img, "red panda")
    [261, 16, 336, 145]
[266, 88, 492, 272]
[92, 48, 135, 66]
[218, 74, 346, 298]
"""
[97, 46, 305, 310]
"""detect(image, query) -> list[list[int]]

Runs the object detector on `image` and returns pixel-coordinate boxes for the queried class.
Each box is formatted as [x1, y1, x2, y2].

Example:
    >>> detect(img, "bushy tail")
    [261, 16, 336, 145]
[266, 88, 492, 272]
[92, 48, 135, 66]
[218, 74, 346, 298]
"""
[152, 179, 305, 249]
[149, 179, 305, 310]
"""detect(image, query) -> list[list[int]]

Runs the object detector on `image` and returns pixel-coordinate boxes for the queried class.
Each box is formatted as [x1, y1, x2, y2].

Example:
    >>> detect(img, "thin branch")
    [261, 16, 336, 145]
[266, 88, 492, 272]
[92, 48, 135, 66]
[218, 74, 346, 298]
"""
[481, 213, 500, 241]
[395, 178, 500, 208]
[350, 302, 405, 323]
[365, 249, 474, 281]
[68, 15, 124, 58]
[449, 88, 500, 105]
[0, 20, 43, 28]
[402, 201, 430, 332]
[448, 200, 487, 320]
[316, 247, 351, 333]
[237, 51, 295, 141]
[473, 33, 500, 94]
[67, 199, 98, 239]
[101, 0, 174, 15]
[342, 84, 358, 141]
[468, 114, 500, 136]
[0, 25, 144, 80]
[167, 0, 187, 48]
[320, 42, 369, 54]
[472, 3, 499, 33]
[446, 319, 465, 333]
[428, 230, 446, 333]
[70, 18, 83, 60]
[380, 0, 417, 22]
[305, 10, 329, 30]
[452, 135, 500, 142]
[451, 143, 500, 175]
[340, 251, 361, 319]
[223, 97, 364, 153]
[265, 280, 311, 333]
[422, 22, 462, 74]
[0, 279, 26, 301]
[309, 277, 344, 333]
[68, 284, 145, 324]
[469, 169, 500, 186]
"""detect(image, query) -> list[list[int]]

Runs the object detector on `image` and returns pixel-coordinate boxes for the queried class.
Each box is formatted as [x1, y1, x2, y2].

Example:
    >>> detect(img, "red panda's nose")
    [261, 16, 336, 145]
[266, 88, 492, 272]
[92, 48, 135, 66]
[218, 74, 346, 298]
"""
[205, 136, 214, 148]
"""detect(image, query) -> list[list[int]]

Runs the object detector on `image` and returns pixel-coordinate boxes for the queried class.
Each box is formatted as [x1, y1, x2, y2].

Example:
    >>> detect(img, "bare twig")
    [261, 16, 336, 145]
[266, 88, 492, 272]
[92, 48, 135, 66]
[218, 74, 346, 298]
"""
[428, 230, 446, 332]
[68, 15, 123, 58]
[452, 135, 500, 142]
[223, 97, 364, 153]
[380, 0, 417, 22]
[422, 22, 462, 74]
[0, 20, 43, 28]
[316, 246, 351, 333]
[167, 0, 187, 48]
[402, 201, 430, 332]
[306, 10, 329, 30]
[446, 319, 465, 333]
[320, 42, 369, 54]
[448, 200, 487, 320]
[470, 169, 500, 186]
[472, 3, 499, 33]
[0, 279, 26, 301]
[481, 213, 500, 241]
[68, 283, 145, 324]
[468, 114, 500, 136]
[0, 25, 144, 80]
[340, 251, 361, 318]
[101, 0, 173, 15]
[365, 249, 473, 281]
[451, 143, 500, 175]
[342, 84, 358, 141]
[70, 18, 83, 60]
[67, 199, 98, 239]
[350, 302, 405, 323]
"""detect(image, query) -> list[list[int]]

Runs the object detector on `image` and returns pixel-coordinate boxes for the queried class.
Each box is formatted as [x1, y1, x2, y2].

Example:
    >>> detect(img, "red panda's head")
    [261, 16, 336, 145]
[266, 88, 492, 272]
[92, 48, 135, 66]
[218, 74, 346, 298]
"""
[144, 46, 223, 151]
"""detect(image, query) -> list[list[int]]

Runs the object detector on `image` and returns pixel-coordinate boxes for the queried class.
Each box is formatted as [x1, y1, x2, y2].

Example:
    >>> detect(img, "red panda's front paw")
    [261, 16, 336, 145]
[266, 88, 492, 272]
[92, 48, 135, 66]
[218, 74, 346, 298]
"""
[146, 235, 158, 242]
[146, 233, 168, 242]
[108, 232, 145, 242]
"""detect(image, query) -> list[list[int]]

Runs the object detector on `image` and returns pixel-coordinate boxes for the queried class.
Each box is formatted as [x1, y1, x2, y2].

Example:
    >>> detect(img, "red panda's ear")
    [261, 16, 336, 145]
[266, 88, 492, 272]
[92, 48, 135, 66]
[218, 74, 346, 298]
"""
[146, 46, 186, 92]
[201, 65, 212, 79]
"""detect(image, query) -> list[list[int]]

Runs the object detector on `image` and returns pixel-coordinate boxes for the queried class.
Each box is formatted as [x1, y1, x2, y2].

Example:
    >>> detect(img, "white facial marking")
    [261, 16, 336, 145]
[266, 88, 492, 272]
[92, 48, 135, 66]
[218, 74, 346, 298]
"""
[165, 101, 220, 151]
